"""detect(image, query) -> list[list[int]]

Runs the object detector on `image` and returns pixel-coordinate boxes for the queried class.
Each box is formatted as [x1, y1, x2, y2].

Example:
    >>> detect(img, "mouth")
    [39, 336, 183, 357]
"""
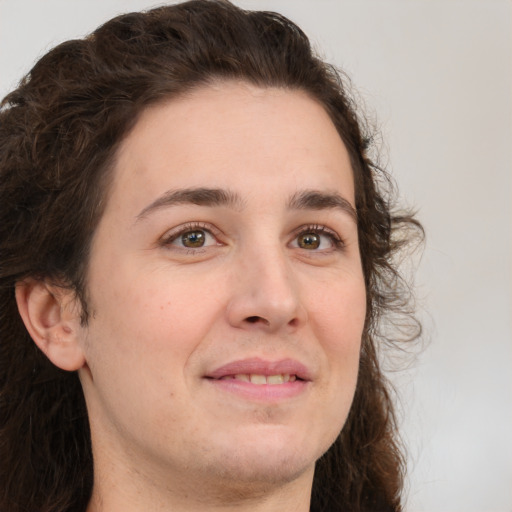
[214, 373, 299, 385]
[205, 357, 311, 381]
[204, 358, 311, 401]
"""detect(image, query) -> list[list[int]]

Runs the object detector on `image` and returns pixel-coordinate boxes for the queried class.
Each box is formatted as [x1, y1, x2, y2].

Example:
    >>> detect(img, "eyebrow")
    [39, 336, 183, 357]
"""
[135, 187, 357, 222]
[287, 189, 357, 221]
[136, 187, 244, 221]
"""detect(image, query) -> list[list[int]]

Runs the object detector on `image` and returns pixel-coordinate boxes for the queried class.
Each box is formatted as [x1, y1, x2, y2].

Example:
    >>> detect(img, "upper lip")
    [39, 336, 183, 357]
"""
[205, 357, 312, 381]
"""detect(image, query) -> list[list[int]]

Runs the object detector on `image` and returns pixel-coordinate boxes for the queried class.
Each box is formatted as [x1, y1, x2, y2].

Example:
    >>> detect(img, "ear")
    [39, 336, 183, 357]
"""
[15, 279, 86, 371]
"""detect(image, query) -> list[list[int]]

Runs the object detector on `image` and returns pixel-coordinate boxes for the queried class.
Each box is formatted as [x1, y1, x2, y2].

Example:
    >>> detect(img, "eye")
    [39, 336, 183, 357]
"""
[162, 223, 220, 250]
[179, 230, 210, 248]
[291, 225, 343, 251]
[297, 232, 322, 250]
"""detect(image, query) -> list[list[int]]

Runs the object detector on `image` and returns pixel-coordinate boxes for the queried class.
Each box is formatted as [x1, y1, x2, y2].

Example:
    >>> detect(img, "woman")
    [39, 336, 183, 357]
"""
[0, 1, 422, 511]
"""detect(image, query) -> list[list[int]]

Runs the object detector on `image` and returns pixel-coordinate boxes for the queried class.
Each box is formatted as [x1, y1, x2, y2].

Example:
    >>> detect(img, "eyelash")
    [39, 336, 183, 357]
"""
[160, 222, 220, 248]
[160, 222, 344, 251]
[291, 224, 345, 251]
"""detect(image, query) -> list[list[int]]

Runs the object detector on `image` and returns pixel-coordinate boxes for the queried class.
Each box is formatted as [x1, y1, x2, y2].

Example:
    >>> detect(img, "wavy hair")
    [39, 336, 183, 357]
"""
[0, 1, 422, 511]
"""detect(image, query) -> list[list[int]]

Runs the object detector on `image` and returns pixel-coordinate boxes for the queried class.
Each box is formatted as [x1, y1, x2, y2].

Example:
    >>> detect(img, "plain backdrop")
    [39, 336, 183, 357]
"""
[1, 1, 511, 511]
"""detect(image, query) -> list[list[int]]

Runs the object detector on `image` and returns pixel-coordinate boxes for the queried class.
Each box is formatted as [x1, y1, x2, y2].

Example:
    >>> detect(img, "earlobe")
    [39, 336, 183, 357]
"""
[15, 279, 86, 371]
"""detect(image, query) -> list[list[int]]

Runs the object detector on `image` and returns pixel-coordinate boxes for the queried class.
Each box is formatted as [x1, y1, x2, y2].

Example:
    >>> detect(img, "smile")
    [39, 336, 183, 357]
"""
[218, 374, 297, 385]
[204, 358, 311, 401]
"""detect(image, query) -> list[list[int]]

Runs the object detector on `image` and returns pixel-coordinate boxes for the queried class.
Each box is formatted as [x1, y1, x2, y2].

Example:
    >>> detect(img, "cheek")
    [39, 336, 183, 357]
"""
[302, 279, 365, 453]
[80, 276, 208, 427]
[309, 276, 366, 405]
[311, 275, 366, 347]
[83, 265, 226, 390]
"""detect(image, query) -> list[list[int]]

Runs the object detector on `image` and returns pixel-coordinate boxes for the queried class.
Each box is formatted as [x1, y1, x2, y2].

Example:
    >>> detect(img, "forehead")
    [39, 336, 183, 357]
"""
[107, 81, 354, 215]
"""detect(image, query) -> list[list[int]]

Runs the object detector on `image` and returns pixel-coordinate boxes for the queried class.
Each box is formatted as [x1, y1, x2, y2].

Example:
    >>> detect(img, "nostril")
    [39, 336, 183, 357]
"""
[288, 318, 299, 327]
[245, 316, 269, 325]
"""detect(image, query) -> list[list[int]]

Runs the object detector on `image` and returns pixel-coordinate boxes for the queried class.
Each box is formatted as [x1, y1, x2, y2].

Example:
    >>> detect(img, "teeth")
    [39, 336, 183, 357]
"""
[227, 374, 294, 385]
[267, 374, 284, 385]
[250, 374, 267, 385]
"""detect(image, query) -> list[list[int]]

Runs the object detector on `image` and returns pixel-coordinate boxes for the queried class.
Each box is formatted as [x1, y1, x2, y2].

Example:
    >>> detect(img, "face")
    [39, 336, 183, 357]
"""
[77, 82, 366, 498]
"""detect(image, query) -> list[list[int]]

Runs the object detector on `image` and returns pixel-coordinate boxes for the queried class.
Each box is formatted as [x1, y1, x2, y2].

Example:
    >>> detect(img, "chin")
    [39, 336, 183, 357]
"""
[198, 452, 315, 501]
[200, 425, 332, 490]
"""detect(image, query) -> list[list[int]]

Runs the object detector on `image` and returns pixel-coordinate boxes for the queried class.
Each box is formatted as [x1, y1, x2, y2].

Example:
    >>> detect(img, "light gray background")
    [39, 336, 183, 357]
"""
[1, 1, 510, 510]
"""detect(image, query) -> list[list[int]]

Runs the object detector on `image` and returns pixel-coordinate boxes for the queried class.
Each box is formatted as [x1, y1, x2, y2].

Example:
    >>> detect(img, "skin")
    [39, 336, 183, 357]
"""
[17, 82, 366, 511]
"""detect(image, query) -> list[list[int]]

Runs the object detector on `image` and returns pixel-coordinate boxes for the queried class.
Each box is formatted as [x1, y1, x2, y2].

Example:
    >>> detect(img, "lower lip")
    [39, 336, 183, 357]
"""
[205, 378, 309, 401]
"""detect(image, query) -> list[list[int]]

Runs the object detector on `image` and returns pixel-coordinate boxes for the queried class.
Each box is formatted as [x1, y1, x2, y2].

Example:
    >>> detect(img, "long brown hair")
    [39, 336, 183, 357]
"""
[0, 1, 422, 511]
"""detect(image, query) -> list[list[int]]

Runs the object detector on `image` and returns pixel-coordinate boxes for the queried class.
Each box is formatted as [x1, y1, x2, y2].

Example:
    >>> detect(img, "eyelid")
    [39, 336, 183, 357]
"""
[290, 224, 345, 250]
[159, 221, 344, 252]
[160, 221, 223, 248]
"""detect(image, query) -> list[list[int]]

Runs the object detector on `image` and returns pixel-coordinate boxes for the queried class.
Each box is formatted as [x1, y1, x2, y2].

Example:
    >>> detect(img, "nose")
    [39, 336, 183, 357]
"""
[226, 244, 307, 333]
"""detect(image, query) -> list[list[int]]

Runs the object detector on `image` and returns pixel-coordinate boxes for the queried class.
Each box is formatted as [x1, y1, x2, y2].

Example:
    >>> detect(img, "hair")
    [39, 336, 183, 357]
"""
[0, 1, 423, 511]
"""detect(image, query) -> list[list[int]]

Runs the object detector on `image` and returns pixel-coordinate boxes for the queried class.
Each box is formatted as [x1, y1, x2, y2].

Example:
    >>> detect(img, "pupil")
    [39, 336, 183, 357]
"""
[299, 233, 320, 249]
[182, 230, 205, 248]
